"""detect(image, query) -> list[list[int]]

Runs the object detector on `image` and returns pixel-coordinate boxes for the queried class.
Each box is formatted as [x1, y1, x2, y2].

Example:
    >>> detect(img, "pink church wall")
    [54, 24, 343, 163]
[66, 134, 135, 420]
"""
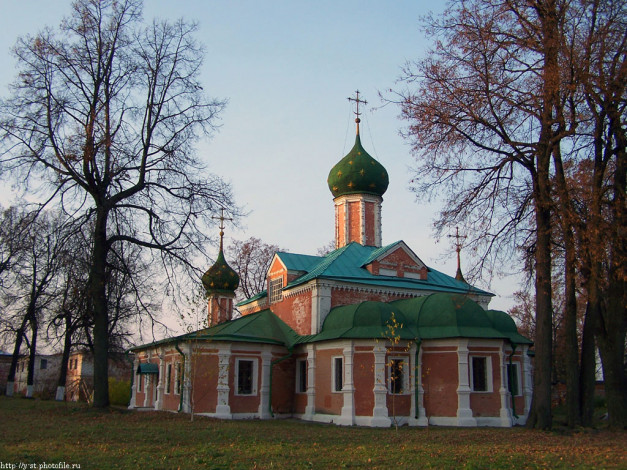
[421, 347, 458, 417]
[315, 348, 343, 415]
[353, 347, 375, 416]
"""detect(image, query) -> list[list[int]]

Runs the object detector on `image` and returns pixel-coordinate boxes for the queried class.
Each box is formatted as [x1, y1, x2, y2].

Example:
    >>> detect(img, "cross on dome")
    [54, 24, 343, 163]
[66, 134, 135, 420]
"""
[212, 207, 233, 251]
[348, 90, 368, 135]
[448, 227, 468, 283]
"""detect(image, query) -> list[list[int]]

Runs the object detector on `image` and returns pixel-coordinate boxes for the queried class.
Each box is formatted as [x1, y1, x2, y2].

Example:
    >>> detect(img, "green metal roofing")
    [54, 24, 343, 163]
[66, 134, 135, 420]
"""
[314, 301, 418, 342]
[286, 242, 491, 296]
[136, 363, 159, 374]
[327, 134, 389, 198]
[310, 293, 531, 344]
[273, 251, 323, 273]
[192, 309, 301, 348]
[237, 241, 491, 307]
[130, 309, 301, 351]
[486, 310, 533, 345]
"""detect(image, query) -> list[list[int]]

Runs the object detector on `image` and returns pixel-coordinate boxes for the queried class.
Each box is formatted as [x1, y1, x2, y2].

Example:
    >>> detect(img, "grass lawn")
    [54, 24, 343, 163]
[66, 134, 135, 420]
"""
[0, 397, 625, 469]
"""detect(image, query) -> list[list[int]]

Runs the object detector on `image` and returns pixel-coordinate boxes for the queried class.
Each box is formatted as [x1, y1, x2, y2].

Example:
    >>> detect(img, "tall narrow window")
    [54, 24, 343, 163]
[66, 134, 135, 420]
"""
[165, 363, 172, 394]
[268, 277, 284, 304]
[389, 358, 406, 394]
[333, 357, 343, 392]
[40, 359, 48, 370]
[236, 359, 257, 395]
[175, 362, 182, 395]
[507, 363, 520, 396]
[137, 374, 142, 392]
[471, 357, 487, 392]
[296, 359, 307, 393]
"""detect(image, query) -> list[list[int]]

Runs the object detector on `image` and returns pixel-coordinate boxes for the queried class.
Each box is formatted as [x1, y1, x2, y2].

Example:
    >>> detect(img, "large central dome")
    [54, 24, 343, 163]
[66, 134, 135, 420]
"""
[327, 134, 389, 198]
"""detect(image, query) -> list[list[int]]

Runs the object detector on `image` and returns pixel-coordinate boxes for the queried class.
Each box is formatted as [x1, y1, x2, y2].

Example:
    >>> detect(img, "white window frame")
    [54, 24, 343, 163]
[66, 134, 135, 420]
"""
[332, 356, 343, 393]
[136, 373, 142, 392]
[268, 277, 284, 304]
[387, 356, 409, 395]
[235, 357, 258, 396]
[470, 355, 493, 393]
[507, 362, 522, 397]
[295, 359, 307, 394]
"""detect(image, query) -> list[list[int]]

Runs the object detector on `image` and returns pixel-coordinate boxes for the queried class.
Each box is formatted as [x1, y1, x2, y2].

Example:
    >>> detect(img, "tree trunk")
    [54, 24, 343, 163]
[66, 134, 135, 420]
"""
[5, 317, 28, 396]
[528, 186, 554, 430]
[579, 300, 598, 427]
[25, 324, 37, 398]
[90, 208, 110, 408]
[553, 146, 581, 427]
[56, 315, 73, 401]
[598, 125, 627, 428]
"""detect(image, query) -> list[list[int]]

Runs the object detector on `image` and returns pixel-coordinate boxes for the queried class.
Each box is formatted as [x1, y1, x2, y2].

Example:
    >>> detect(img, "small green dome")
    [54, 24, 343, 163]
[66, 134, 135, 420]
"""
[327, 135, 389, 198]
[201, 249, 240, 294]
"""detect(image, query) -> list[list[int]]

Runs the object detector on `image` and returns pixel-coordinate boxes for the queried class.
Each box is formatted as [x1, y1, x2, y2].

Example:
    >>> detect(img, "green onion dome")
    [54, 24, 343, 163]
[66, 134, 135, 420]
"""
[327, 134, 389, 198]
[201, 249, 240, 294]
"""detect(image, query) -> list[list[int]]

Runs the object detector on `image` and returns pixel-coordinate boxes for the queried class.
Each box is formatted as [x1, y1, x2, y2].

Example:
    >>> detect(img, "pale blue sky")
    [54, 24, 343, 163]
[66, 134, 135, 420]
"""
[0, 1, 522, 311]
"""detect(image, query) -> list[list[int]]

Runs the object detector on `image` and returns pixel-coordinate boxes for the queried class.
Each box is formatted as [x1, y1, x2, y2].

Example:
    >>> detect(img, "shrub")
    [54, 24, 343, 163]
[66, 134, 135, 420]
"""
[109, 378, 131, 406]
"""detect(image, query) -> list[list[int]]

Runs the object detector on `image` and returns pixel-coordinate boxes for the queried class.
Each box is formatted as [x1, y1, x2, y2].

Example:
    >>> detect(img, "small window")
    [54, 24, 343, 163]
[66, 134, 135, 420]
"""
[268, 277, 284, 304]
[137, 373, 142, 392]
[388, 358, 407, 394]
[166, 364, 172, 394]
[175, 362, 182, 395]
[40, 359, 48, 370]
[333, 357, 343, 392]
[507, 363, 520, 396]
[236, 358, 258, 396]
[296, 359, 307, 393]
[471, 356, 488, 392]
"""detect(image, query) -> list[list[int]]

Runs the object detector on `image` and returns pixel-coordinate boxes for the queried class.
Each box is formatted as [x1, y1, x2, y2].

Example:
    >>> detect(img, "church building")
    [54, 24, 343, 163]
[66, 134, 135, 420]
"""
[129, 97, 532, 427]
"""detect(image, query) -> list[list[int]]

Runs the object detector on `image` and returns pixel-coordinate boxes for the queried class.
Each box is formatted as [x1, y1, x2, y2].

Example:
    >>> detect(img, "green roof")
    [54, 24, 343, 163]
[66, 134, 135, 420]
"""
[131, 309, 301, 351]
[238, 242, 491, 308]
[310, 293, 532, 344]
[327, 134, 389, 198]
[136, 363, 159, 374]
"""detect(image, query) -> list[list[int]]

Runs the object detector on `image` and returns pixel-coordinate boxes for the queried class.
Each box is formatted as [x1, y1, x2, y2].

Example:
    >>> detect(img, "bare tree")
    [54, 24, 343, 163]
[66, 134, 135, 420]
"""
[394, 0, 574, 429]
[226, 237, 283, 301]
[395, 0, 626, 429]
[0, 0, 234, 407]
[2, 210, 66, 397]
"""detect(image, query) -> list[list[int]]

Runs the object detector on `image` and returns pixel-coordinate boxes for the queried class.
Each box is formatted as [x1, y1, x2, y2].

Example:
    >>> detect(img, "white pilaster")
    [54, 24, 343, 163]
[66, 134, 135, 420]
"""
[128, 356, 138, 408]
[371, 343, 391, 427]
[522, 346, 532, 419]
[215, 344, 232, 418]
[155, 351, 165, 410]
[456, 340, 476, 426]
[304, 343, 316, 419]
[338, 343, 355, 425]
[181, 345, 192, 413]
[498, 345, 513, 426]
[311, 282, 332, 335]
[258, 349, 273, 419]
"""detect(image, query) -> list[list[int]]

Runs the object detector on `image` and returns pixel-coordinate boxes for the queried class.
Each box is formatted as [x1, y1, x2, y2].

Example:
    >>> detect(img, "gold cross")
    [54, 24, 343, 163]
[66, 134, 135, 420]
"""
[348, 90, 368, 118]
[212, 208, 233, 250]
[348, 90, 368, 134]
[447, 226, 467, 253]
